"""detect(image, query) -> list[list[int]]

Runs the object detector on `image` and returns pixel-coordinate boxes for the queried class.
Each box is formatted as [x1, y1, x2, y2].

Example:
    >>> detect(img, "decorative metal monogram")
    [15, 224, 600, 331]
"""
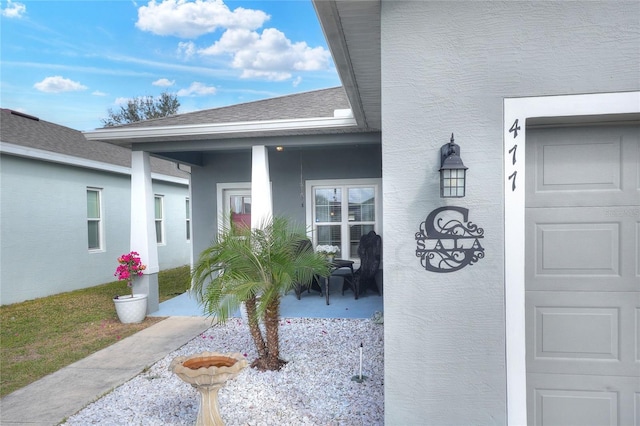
[415, 206, 485, 273]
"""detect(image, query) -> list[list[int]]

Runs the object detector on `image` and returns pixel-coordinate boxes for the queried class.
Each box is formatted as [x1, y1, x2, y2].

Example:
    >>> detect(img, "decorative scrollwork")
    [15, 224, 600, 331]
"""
[415, 206, 485, 273]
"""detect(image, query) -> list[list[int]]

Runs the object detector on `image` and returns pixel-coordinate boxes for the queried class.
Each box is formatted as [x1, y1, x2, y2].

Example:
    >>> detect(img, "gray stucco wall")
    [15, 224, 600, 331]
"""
[190, 144, 381, 262]
[154, 180, 192, 269]
[191, 151, 251, 261]
[381, 1, 640, 424]
[0, 155, 190, 304]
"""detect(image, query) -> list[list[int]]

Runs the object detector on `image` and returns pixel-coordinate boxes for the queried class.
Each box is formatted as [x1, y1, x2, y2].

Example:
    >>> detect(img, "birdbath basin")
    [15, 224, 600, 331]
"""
[170, 352, 248, 426]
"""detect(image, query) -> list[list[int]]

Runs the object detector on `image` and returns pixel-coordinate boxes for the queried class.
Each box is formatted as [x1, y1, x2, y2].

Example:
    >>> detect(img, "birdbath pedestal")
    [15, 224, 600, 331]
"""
[170, 352, 248, 426]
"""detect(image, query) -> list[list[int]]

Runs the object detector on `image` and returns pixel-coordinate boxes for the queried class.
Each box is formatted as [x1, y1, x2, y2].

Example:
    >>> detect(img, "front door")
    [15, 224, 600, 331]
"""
[524, 124, 640, 425]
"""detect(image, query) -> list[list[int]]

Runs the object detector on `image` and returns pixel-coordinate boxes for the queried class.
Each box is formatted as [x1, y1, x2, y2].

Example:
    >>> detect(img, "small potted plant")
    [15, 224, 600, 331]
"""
[315, 244, 340, 262]
[113, 251, 148, 323]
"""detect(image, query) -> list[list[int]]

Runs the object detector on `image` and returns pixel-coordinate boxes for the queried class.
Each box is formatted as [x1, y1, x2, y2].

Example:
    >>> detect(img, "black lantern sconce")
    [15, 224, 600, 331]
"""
[440, 133, 468, 198]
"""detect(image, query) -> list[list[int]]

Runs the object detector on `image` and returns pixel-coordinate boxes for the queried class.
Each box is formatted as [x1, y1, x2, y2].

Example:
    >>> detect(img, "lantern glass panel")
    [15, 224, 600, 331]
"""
[441, 169, 466, 197]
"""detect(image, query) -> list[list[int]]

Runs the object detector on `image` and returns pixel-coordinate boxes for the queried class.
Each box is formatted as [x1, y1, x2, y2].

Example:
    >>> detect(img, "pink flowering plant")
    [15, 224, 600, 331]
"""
[114, 251, 147, 298]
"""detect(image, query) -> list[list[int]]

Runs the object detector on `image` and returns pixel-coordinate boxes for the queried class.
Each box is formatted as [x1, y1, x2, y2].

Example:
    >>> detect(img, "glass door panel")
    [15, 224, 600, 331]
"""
[348, 187, 375, 221]
[314, 188, 342, 222]
[316, 225, 341, 248]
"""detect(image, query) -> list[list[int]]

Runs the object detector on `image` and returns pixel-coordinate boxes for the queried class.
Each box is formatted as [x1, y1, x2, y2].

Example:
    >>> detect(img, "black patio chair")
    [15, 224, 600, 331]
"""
[292, 238, 323, 299]
[343, 231, 382, 299]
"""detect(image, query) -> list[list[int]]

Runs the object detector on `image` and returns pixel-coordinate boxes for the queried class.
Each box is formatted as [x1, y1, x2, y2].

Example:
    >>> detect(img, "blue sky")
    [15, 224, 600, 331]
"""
[0, 0, 340, 131]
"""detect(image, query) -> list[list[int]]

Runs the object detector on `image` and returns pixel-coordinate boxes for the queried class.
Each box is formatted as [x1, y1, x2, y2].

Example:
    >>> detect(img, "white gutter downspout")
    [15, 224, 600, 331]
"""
[250, 146, 273, 230]
[130, 151, 160, 313]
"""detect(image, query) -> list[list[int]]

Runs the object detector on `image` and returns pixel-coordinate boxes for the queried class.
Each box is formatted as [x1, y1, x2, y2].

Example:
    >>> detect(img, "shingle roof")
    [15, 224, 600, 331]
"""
[0, 109, 188, 179]
[110, 86, 351, 129]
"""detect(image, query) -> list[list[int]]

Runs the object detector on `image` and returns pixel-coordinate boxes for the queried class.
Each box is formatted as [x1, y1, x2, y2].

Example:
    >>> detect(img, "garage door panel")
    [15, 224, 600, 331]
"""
[536, 222, 619, 275]
[526, 207, 637, 291]
[534, 306, 618, 361]
[526, 126, 640, 207]
[527, 373, 639, 426]
[539, 137, 621, 189]
[637, 308, 640, 362]
[637, 222, 640, 277]
[526, 291, 638, 376]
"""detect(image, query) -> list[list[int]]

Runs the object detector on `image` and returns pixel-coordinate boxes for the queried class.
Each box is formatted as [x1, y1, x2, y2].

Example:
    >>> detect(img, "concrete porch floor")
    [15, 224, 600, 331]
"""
[150, 275, 384, 319]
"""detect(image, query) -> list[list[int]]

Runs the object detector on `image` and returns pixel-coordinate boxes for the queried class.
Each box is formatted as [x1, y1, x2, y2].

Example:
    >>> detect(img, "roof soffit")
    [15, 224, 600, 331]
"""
[312, 0, 381, 130]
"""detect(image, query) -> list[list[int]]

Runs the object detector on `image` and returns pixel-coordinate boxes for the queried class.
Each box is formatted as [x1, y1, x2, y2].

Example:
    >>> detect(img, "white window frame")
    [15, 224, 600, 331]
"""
[305, 178, 382, 262]
[87, 187, 103, 252]
[185, 197, 191, 241]
[154, 194, 165, 245]
[503, 91, 639, 425]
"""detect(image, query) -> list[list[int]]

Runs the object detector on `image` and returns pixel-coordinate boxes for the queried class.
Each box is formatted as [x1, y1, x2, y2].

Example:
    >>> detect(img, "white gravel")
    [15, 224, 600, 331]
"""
[64, 318, 384, 425]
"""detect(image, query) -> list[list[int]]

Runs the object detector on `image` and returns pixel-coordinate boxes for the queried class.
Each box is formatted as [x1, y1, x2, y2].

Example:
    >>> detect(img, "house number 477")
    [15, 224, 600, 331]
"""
[507, 119, 520, 192]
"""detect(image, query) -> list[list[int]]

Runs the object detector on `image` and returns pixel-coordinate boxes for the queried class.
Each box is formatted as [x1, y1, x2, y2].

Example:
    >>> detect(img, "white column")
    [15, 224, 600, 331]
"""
[251, 145, 273, 229]
[130, 151, 159, 313]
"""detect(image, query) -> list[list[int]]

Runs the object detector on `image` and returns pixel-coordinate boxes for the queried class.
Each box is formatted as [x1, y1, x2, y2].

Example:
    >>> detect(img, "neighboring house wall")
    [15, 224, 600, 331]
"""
[190, 144, 381, 262]
[154, 180, 192, 269]
[0, 153, 190, 305]
[380, 1, 640, 424]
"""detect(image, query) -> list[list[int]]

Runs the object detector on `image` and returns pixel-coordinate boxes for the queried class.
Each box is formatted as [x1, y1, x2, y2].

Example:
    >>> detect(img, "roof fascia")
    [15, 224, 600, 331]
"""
[129, 131, 381, 154]
[83, 114, 357, 143]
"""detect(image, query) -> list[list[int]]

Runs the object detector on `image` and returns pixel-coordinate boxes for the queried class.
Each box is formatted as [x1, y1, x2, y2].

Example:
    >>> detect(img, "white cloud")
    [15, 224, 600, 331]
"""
[239, 69, 290, 82]
[152, 78, 175, 87]
[177, 41, 196, 59]
[177, 81, 217, 96]
[114, 97, 131, 105]
[292, 76, 302, 87]
[2, 0, 26, 18]
[33, 76, 87, 93]
[199, 28, 331, 81]
[135, 1, 330, 82]
[92, 90, 108, 96]
[136, 0, 269, 38]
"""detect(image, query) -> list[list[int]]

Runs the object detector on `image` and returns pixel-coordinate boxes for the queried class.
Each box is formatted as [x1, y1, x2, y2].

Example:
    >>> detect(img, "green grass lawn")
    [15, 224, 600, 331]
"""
[0, 265, 191, 398]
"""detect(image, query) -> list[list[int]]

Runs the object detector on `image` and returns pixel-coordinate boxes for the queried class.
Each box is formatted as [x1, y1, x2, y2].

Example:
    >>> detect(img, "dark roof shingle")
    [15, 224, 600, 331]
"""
[109, 86, 350, 129]
[0, 109, 188, 179]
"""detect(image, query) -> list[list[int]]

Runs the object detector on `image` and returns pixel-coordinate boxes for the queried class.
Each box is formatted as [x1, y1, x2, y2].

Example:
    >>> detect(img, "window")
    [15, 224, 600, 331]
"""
[87, 188, 103, 251]
[307, 179, 381, 261]
[185, 198, 191, 241]
[154, 195, 164, 244]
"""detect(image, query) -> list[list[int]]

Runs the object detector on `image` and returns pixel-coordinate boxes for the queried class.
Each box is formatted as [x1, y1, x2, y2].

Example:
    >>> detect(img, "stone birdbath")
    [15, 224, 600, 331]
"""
[170, 352, 248, 426]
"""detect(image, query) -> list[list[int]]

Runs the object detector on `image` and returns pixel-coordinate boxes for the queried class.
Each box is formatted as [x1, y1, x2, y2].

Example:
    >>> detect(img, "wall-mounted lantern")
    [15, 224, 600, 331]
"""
[440, 133, 468, 198]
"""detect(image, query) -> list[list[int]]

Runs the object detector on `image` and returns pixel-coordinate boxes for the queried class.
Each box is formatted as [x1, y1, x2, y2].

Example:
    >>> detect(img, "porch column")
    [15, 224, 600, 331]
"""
[130, 150, 159, 313]
[251, 145, 273, 229]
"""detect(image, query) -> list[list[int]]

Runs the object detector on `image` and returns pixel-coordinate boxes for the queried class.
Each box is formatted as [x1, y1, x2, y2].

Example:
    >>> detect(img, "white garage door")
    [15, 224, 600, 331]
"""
[525, 124, 640, 426]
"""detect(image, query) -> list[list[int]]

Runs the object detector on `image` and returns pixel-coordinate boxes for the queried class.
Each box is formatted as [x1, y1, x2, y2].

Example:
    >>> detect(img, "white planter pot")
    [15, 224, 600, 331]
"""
[113, 294, 148, 323]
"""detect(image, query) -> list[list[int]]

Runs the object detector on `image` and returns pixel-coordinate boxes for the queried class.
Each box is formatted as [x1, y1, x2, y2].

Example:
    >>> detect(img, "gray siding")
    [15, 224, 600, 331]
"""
[0, 155, 190, 304]
[381, 1, 640, 424]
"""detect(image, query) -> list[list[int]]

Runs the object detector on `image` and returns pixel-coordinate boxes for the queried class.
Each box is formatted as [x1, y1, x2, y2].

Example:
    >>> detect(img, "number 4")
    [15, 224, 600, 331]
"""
[509, 119, 521, 138]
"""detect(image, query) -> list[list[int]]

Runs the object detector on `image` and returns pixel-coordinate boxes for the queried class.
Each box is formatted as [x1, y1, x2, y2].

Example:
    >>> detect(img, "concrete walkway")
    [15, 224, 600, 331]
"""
[0, 316, 212, 426]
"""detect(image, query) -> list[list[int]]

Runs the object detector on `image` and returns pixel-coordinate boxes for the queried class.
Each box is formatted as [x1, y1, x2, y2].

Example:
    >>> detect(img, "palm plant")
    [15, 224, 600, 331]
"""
[191, 216, 330, 371]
